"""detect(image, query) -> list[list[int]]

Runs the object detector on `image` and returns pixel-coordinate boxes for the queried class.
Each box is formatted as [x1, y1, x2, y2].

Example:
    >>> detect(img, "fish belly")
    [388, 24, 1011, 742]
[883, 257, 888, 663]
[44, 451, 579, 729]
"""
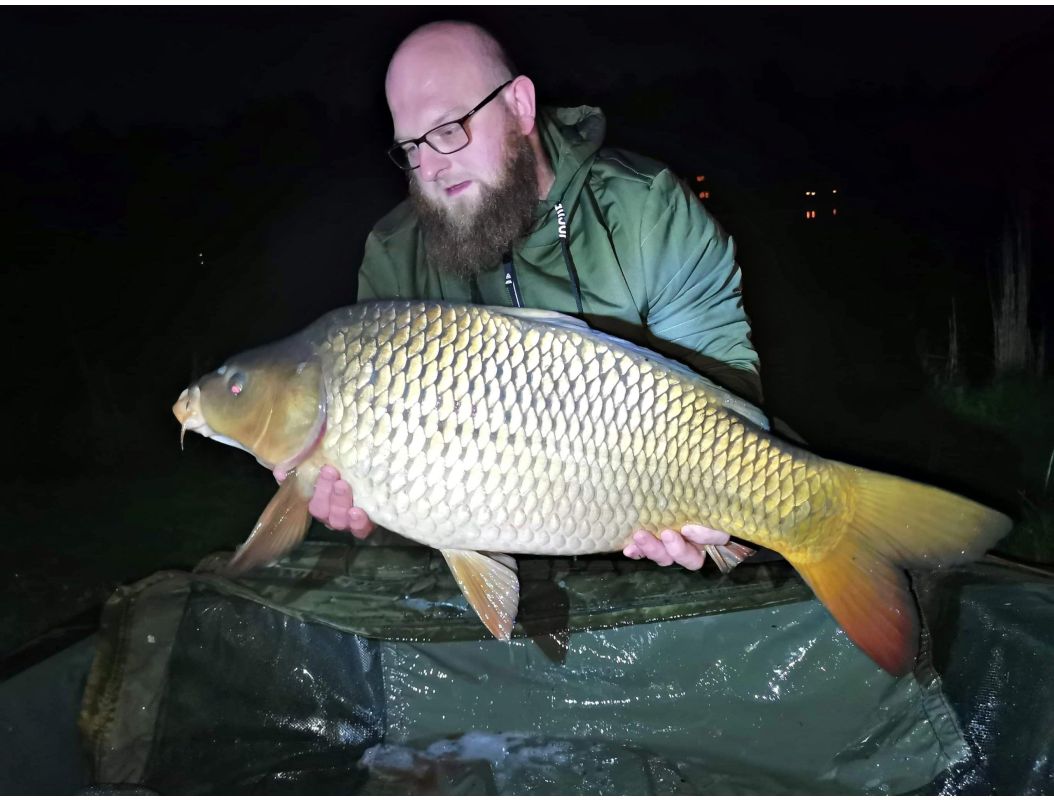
[317, 301, 837, 556]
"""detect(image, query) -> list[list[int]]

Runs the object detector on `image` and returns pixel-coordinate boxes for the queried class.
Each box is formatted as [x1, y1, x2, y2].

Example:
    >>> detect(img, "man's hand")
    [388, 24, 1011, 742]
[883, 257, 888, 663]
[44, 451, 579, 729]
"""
[622, 525, 730, 570]
[274, 464, 375, 539]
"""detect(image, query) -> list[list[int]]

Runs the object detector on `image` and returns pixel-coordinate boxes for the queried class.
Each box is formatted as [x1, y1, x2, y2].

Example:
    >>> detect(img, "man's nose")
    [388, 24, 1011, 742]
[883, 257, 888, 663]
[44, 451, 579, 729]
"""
[416, 145, 451, 182]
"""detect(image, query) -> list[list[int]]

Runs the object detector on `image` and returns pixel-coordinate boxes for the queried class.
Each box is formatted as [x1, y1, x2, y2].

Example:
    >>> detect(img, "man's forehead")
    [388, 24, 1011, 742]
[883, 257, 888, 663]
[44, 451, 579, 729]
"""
[386, 30, 494, 135]
[390, 87, 466, 139]
[388, 70, 490, 139]
[388, 26, 487, 83]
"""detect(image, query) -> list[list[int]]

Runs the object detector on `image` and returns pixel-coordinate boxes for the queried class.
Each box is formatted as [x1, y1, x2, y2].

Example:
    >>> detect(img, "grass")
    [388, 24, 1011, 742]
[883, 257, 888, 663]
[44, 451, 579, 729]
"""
[932, 376, 1054, 563]
[922, 207, 1050, 562]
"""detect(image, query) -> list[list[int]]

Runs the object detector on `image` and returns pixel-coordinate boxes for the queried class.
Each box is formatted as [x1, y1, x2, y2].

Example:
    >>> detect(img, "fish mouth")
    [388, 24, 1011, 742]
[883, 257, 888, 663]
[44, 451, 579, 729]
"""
[173, 385, 213, 450]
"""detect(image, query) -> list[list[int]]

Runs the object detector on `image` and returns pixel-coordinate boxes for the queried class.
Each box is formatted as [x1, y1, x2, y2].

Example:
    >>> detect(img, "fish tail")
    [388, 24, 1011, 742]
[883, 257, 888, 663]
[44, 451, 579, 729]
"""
[783, 466, 1011, 675]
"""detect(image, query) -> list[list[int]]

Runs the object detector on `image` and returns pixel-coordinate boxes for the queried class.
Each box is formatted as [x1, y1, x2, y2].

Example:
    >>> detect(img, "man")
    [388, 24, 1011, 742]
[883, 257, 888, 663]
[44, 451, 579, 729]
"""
[294, 20, 763, 570]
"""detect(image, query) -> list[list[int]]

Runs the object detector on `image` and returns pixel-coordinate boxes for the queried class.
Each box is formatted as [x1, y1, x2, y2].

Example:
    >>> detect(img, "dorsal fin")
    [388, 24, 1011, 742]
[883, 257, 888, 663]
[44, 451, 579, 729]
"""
[488, 305, 590, 330]
[491, 305, 770, 431]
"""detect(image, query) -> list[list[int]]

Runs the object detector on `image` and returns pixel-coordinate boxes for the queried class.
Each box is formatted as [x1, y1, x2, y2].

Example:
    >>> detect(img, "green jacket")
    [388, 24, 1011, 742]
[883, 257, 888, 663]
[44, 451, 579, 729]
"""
[357, 106, 762, 405]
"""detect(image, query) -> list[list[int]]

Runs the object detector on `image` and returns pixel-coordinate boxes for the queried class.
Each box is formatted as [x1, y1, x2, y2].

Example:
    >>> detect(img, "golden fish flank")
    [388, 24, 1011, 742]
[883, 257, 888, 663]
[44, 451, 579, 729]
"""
[173, 300, 1011, 676]
[327, 303, 837, 557]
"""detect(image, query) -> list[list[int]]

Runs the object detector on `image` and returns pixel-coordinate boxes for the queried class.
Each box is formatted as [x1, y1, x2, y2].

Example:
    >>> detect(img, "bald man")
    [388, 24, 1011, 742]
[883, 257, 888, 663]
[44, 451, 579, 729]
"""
[292, 21, 765, 570]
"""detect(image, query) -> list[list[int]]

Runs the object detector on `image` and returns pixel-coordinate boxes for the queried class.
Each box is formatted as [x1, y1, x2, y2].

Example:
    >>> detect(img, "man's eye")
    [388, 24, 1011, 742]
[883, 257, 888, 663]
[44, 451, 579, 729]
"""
[434, 124, 461, 140]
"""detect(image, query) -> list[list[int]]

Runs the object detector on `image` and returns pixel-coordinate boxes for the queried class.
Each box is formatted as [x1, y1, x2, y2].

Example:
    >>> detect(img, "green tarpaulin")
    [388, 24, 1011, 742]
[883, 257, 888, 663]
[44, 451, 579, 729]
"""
[75, 540, 1054, 794]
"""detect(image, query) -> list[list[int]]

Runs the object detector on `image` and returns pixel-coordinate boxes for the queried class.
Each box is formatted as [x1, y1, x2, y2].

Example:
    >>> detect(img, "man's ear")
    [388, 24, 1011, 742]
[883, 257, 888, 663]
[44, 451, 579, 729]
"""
[505, 75, 537, 135]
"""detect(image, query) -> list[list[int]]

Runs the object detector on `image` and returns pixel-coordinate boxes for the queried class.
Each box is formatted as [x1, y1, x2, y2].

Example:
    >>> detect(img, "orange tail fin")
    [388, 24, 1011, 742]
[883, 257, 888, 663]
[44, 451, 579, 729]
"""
[787, 465, 1011, 675]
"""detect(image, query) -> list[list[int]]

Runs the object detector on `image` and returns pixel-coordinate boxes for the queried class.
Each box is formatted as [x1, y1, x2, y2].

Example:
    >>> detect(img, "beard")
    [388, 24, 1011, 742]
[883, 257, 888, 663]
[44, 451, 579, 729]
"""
[410, 124, 539, 279]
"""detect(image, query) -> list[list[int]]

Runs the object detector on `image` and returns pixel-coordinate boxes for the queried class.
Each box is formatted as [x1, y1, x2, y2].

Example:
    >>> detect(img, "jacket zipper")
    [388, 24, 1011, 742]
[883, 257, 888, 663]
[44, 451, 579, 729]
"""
[503, 252, 524, 308]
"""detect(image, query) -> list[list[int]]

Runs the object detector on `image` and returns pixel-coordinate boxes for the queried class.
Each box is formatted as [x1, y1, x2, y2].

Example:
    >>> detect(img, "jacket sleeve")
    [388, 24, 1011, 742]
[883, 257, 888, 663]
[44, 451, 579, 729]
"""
[638, 169, 763, 405]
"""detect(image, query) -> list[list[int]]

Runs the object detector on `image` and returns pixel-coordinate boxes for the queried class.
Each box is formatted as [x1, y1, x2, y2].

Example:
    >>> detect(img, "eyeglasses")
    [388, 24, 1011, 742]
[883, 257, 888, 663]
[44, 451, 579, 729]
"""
[387, 79, 513, 171]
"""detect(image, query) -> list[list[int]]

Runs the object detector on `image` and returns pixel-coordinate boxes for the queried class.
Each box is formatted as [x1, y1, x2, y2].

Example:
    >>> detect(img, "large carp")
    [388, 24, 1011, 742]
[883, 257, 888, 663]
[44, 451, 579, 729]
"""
[173, 300, 1010, 675]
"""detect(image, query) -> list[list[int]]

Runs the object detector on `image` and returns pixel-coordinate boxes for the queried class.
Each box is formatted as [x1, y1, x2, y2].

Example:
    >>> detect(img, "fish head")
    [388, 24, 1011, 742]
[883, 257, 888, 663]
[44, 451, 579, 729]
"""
[173, 336, 326, 473]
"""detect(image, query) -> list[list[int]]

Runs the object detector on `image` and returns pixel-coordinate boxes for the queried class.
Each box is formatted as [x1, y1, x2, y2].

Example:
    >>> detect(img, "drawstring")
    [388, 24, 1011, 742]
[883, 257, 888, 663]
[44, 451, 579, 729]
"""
[554, 202, 584, 315]
[500, 200, 584, 314]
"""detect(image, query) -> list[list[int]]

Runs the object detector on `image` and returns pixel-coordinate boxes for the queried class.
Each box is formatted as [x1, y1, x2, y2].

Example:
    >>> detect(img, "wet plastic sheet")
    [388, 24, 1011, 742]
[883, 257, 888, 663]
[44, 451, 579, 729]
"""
[371, 617, 963, 794]
[80, 542, 1053, 794]
[0, 636, 96, 793]
[915, 561, 1054, 794]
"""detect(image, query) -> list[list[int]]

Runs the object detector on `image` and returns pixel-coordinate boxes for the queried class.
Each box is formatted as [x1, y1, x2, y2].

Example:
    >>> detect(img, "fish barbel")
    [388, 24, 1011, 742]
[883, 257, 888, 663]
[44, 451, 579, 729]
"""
[173, 300, 1010, 675]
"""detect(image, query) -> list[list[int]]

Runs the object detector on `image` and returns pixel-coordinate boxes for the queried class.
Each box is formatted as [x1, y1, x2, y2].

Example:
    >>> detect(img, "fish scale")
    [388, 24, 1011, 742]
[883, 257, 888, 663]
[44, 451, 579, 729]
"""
[313, 301, 827, 556]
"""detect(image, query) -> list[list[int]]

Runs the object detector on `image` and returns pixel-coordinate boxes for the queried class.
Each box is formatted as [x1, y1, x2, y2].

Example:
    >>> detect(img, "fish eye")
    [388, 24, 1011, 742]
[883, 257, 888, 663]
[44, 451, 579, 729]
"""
[227, 371, 246, 397]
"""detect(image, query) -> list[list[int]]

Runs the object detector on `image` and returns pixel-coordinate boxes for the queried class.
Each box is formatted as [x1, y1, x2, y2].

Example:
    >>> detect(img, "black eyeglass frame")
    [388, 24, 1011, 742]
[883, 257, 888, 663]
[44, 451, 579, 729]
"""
[387, 79, 514, 170]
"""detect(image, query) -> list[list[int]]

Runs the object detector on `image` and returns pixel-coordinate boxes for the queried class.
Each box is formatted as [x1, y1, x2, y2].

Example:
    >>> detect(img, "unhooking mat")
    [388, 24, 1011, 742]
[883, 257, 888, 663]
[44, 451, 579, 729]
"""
[79, 541, 1054, 794]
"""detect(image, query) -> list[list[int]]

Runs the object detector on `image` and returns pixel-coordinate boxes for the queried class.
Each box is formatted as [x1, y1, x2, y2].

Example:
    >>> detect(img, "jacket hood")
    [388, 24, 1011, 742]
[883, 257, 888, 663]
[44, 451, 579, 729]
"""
[529, 106, 606, 242]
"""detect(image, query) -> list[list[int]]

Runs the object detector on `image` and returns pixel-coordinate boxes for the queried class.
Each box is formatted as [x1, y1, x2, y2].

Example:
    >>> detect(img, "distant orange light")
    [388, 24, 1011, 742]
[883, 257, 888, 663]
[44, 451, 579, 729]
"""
[696, 175, 706, 182]
[832, 208, 838, 215]
[832, 189, 838, 194]
[698, 191, 710, 199]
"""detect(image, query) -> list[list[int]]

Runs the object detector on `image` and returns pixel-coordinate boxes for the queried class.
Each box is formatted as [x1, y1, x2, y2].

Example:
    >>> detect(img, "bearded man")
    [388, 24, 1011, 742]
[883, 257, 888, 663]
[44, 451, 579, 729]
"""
[297, 20, 763, 570]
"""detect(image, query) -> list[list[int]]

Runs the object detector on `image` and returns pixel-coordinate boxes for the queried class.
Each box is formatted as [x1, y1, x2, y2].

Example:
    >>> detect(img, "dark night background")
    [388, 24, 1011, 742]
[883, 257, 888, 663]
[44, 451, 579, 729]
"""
[2, 7, 1053, 658]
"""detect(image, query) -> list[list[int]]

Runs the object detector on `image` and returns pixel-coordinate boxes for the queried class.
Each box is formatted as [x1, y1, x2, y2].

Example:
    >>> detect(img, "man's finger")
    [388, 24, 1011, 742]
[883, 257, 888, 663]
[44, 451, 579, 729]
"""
[328, 504, 349, 532]
[623, 542, 645, 559]
[331, 479, 352, 505]
[308, 465, 340, 512]
[631, 531, 674, 566]
[314, 472, 337, 500]
[661, 529, 706, 571]
[680, 523, 730, 547]
[308, 478, 333, 518]
[305, 465, 374, 538]
[324, 480, 354, 530]
[308, 473, 341, 520]
[348, 508, 375, 539]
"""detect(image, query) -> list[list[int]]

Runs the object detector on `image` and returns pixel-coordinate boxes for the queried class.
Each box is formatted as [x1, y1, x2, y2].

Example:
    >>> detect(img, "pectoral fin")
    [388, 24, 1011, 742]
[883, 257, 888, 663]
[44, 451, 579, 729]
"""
[226, 474, 312, 575]
[441, 549, 519, 640]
